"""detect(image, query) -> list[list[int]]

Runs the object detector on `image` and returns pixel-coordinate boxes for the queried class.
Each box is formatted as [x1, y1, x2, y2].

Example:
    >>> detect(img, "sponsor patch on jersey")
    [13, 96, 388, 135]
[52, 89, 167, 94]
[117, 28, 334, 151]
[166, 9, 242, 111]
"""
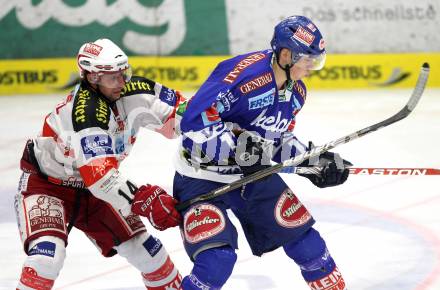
[248, 88, 275, 110]
[184, 204, 226, 244]
[250, 108, 291, 132]
[59, 177, 85, 188]
[72, 87, 111, 131]
[80, 134, 113, 159]
[124, 213, 144, 232]
[95, 97, 109, 125]
[292, 26, 315, 47]
[122, 76, 155, 96]
[223, 52, 266, 84]
[274, 189, 312, 228]
[143, 235, 163, 257]
[216, 90, 238, 112]
[240, 72, 273, 94]
[159, 87, 177, 106]
[201, 105, 221, 126]
[25, 195, 66, 235]
[73, 88, 91, 125]
[293, 81, 306, 99]
[28, 241, 56, 258]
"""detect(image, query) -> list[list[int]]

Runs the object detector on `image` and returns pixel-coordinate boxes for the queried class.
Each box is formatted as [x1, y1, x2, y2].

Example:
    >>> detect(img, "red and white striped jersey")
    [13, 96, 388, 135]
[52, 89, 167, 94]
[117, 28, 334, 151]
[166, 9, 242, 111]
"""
[31, 76, 187, 214]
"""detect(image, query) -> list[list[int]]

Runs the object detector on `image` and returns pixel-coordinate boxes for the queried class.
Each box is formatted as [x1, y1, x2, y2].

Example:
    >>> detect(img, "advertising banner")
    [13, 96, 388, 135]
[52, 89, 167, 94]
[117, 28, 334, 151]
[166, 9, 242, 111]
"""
[1, 53, 438, 95]
[0, 0, 229, 58]
[226, 0, 440, 54]
[1, 0, 439, 59]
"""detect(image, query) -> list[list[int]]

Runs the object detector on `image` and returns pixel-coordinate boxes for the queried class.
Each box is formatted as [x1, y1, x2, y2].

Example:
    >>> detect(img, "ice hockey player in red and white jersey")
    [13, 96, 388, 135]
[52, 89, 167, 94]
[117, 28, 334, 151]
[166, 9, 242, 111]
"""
[15, 38, 186, 290]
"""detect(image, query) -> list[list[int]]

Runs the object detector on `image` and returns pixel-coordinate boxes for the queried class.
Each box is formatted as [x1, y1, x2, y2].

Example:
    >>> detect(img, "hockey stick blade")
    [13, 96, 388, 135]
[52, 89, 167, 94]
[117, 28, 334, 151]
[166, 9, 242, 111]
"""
[348, 167, 440, 175]
[281, 166, 440, 176]
[175, 63, 430, 211]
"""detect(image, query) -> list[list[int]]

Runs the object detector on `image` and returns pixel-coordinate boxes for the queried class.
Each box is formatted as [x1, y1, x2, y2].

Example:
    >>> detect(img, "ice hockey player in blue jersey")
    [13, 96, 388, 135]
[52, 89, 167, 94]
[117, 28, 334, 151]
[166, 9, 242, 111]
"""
[173, 16, 349, 289]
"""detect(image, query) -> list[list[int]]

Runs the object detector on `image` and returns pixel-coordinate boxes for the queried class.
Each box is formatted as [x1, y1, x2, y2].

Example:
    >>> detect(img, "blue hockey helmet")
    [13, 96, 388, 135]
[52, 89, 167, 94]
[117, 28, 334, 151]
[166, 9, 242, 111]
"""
[271, 16, 326, 70]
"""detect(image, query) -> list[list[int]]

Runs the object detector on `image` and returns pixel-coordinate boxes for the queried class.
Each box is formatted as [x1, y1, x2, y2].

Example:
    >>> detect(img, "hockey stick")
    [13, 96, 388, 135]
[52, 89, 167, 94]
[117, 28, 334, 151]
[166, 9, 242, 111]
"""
[175, 63, 430, 211]
[280, 166, 440, 176]
[348, 167, 440, 175]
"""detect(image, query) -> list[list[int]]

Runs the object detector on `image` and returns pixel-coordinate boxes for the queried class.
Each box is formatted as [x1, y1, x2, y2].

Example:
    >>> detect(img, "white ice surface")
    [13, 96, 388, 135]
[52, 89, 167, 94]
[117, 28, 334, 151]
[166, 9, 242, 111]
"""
[0, 87, 439, 290]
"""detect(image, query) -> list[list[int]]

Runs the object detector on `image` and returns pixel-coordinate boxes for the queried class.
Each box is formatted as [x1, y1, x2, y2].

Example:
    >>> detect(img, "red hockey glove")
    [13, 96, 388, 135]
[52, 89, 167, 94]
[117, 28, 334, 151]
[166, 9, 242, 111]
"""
[131, 185, 182, 230]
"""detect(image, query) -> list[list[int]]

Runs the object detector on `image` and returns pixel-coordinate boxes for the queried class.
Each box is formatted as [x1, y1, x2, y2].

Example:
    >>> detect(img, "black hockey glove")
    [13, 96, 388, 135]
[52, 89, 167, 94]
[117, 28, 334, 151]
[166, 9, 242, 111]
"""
[298, 143, 352, 188]
[235, 132, 271, 177]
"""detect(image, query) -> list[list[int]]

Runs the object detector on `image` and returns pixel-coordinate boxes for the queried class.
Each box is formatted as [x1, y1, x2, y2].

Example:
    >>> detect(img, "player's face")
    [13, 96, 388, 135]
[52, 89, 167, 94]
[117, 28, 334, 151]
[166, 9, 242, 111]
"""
[98, 72, 126, 101]
[290, 53, 326, 80]
[290, 64, 311, 80]
[89, 68, 132, 101]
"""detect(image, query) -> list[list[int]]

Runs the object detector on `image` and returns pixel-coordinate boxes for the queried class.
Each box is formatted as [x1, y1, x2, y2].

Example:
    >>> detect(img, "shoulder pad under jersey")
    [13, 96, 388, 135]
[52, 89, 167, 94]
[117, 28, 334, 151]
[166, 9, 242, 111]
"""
[221, 50, 272, 85]
[293, 80, 307, 100]
[121, 76, 156, 97]
[72, 84, 111, 132]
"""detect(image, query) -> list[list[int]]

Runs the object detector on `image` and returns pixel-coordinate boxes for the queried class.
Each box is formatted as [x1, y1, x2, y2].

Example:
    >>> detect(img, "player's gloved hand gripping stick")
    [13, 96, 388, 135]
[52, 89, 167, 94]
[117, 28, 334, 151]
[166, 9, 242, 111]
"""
[296, 143, 353, 188]
[175, 63, 430, 212]
[118, 183, 182, 230]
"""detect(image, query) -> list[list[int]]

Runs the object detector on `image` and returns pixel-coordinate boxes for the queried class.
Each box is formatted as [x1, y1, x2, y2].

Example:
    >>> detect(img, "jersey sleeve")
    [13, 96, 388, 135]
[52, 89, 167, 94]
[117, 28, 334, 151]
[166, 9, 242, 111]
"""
[272, 131, 308, 163]
[180, 67, 239, 164]
[287, 80, 307, 132]
[121, 76, 188, 139]
[71, 87, 136, 215]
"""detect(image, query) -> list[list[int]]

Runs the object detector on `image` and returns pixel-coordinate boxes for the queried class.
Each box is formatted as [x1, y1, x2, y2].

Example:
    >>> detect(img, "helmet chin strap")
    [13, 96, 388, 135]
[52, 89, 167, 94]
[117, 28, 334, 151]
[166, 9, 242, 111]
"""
[275, 53, 293, 83]
[283, 63, 293, 82]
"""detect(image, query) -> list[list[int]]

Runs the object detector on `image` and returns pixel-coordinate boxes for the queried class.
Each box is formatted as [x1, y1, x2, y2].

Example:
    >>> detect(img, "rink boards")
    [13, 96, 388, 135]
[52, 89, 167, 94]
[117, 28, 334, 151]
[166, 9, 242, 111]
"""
[0, 53, 439, 95]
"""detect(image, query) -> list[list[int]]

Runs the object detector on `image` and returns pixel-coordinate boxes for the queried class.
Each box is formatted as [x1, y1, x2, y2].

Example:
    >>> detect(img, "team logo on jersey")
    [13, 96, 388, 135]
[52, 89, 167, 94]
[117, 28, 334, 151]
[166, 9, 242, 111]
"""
[292, 26, 315, 47]
[28, 241, 56, 258]
[143, 235, 163, 257]
[223, 52, 266, 84]
[81, 134, 114, 159]
[183, 204, 226, 244]
[274, 189, 311, 228]
[240, 72, 273, 94]
[248, 88, 275, 110]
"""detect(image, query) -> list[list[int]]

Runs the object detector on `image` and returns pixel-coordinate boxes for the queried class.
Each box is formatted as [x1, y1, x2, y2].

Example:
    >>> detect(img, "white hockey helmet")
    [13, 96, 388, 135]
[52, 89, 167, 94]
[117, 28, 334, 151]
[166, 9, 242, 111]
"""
[77, 38, 132, 86]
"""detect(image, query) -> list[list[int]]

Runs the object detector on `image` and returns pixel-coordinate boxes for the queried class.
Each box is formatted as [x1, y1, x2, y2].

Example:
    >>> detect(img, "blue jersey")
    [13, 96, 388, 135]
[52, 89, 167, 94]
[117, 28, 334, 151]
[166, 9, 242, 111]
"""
[175, 50, 307, 182]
